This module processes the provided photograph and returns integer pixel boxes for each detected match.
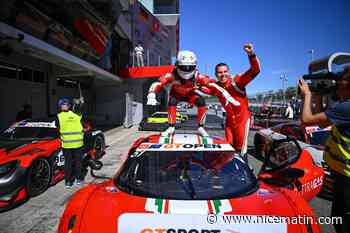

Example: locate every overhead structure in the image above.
[308,52,350,74]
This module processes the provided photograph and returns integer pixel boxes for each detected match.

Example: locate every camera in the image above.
[298,72,339,95]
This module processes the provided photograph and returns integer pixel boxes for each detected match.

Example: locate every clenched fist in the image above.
[243,43,254,55]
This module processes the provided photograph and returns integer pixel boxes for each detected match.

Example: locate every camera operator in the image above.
[298,68,350,233]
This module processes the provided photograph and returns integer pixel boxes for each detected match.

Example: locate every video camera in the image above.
[299,72,340,94]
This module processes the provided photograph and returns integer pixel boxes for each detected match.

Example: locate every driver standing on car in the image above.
[298,68,350,233]
[200,43,260,154]
[56,98,85,188]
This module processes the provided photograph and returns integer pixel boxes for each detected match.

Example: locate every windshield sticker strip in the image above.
[17,121,56,128]
[136,143,234,151]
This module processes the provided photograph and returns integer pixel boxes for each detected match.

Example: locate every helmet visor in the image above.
[177,65,196,72]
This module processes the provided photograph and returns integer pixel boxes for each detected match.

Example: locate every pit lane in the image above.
[0,112,335,233]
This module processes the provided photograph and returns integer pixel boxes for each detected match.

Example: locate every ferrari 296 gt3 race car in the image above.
[58,133,324,233]
[0,118,105,212]
[253,121,333,199]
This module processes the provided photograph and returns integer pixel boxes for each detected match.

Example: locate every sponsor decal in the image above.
[55,150,65,167]
[257,189,272,196]
[118,214,287,232]
[301,176,323,193]
[137,143,234,152]
[105,186,118,193]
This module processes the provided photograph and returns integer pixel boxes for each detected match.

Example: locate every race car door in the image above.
[258,138,325,202]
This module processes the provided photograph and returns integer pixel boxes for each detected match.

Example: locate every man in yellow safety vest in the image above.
[57,98,84,188]
[299,68,350,233]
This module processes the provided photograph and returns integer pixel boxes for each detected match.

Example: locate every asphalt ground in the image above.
[0,112,335,233]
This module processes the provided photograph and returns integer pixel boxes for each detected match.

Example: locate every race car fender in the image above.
[58,184,99,233]
[278,188,322,233]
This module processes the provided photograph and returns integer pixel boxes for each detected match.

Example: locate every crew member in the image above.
[201,43,260,153]
[298,68,350,233]
[147,50,210,136]
[57,98,85,188]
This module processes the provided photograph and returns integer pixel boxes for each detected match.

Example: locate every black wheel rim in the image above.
[30,159,50,193]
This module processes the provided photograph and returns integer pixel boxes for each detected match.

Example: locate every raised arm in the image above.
[234,43,261,89]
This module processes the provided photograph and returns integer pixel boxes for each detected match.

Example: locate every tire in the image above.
[93,135,105,159]
[26,158,51,197]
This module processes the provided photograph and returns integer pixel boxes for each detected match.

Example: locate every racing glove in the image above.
[146,92,158,105]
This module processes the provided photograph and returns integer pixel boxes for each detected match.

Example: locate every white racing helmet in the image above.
[176,50,197,80]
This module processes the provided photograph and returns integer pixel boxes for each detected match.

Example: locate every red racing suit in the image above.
[203,54,260,152]
[149,69,210,126]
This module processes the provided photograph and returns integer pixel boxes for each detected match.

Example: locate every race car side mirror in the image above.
[261,138,301,173]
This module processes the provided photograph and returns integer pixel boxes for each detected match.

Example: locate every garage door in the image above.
[0,63,47,131]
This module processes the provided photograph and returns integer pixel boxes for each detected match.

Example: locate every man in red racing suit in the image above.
[147,50,210,136]
[201,44,260,153]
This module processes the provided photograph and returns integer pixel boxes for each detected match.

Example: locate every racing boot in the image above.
[197,126,209,137]
[161,126,175,136]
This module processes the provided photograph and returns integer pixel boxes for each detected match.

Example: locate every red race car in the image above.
[254,121,333,200]
[0,118,105,212]
[59,133,324,233]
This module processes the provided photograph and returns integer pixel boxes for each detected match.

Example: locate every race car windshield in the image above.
[1,127,58,140]
[115,151,258,200]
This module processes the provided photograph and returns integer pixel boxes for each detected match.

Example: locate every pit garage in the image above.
[0,22,128,131]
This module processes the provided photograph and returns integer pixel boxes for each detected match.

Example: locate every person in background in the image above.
[298,68,350,233]
[16,104,32,122]
[56,98,85,188]
[134,43,144,67]
[285,102,294,119]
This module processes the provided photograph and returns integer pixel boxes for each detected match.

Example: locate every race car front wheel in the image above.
[26,158,52,197]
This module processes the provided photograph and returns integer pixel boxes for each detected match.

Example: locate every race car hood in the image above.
[0,139,52,161]
[0,139,34,154]
[75,181,308,233]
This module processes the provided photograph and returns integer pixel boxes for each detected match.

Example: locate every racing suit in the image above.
[148,69,210,127]
[202,54,260,152]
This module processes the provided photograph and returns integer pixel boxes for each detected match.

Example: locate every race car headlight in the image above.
[0,160,18,176]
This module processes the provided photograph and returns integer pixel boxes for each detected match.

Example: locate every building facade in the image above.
[0,0,179,130]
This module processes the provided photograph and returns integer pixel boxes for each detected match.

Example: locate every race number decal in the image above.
[56,150,65,167]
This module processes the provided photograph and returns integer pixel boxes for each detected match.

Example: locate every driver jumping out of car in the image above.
[147,50,211,137]
[200,43,260,154]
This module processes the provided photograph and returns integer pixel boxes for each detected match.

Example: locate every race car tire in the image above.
[26,158,52,197]
[93,135,105,159]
